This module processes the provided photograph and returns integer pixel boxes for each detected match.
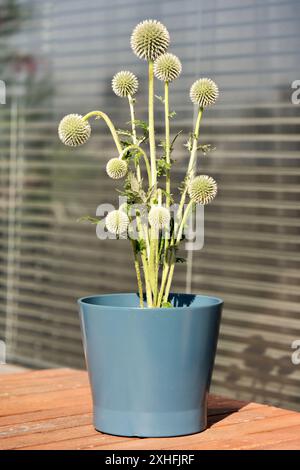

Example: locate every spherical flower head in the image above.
[58,114,91,147]
[112,71,138,97]
[154,53,182,82]
[188,175,218,205]
[105,210,129,235]
[131,19,170,61]
[190,78,219,107]
[148,206,171,230]
[106,158,128,179]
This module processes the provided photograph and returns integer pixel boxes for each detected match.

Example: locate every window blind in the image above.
[0,0,300,411]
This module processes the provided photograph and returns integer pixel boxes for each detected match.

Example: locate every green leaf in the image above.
[184,132,194,151]
[170,130,183,150]
[129,119,149,134]
[77,216,102,225]
[157,157,172,177]
[118,171,146,204]
[162,301,173,308]
[128,171,140,193]
[117,128,132,138]
[134,239,146,253]
[120,139,133,148]
[155,95,165,104]
[197,143,216,155]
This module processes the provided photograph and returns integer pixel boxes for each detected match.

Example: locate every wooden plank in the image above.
[0,368,75,384]
[0,404,92,427]
[0,388,91,417]
[1,369,300,450]
[0,372,89,397]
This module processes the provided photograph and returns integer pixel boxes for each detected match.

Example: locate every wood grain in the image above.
[0,369,299,450]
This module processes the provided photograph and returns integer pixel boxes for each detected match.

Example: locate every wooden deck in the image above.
[0,368,300,450]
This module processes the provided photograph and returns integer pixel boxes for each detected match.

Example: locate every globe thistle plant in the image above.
[58,20,220,308]
[106,158,128,179]
[154,53,181,82]
[130,19,170,61]
[190,78,219,108]
[58,114,91,147]
[112,71,138,97]
[105,210,129,235]
[188,175,218,205]
[148,206,171,230]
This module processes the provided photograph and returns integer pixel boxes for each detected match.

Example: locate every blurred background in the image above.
[0,0,300,411]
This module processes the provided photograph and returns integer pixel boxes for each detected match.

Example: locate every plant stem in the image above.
[175,200,194,244]
[163,248,175,303]
[187,107,203,176]
[157,253,170,306]
[162,109,203,303]
[174,107,203,236]
[147,60,159,306]
[82,110,122,154]
[141,253,153,307]
[119,144,151,187]
[164,81,171,207]
[148,61,157,190]
[157,82,172,307]
[131,240,144,308]
[128,95,142,182]
[135,215,152,306]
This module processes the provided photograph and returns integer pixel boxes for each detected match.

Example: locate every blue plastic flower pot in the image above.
[78,293,223,437]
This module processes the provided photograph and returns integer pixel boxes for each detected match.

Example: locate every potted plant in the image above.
[58,19,223,437]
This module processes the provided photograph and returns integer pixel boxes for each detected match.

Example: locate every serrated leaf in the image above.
[128,171,140,193]
[77,216,102,225]
[155,95,165,104]
[170,130,183,150]
[129,119,149,133]
[197,143,216,155]
[117,128,132,137]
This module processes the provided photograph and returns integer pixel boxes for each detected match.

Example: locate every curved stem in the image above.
[128,95,141,182]
[148,61,157,190]
[119,144,151,186]
[83,110,122,154]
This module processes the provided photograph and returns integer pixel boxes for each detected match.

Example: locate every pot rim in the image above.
[78,292,223,310]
